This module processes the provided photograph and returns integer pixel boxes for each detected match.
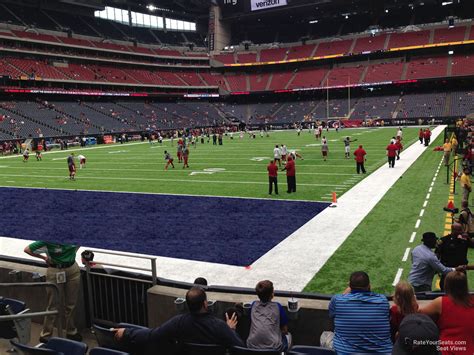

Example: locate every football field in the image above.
[0,127,420,200]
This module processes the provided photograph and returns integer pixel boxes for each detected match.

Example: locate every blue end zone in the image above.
[1,188,330,266]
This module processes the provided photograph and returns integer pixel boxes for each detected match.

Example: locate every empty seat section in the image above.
[214,54,235,64]
[289,68,327,89]
[327,66,364,86]
[259,48,287,62]
[314,39,352,56]
[237,53,257,64]
[352,34,387,53]
[249,73,271,91]
[433,26,466,43]
[388,30,430,48]
[351,95,399,119]
[225,74,247,91]
[268,71,293,90]
[363,61,405,83]
[405,56,448,79]
[397,93,446,118]
[286,44,316,60]
[451,55,474,77]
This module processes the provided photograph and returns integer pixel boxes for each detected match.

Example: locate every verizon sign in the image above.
[250,0,287,11]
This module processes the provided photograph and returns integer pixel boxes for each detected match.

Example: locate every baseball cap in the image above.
[392,314,440,355]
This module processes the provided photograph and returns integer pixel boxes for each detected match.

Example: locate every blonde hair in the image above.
[393,281,418,316]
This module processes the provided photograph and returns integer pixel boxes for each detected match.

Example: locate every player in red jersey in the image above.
[386,141,398,168]
[353,145,367,174]
[395,137,403,160]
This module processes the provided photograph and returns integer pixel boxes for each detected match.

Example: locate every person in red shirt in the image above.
[423,128,431,147]
[353,145,367,174]
[386,141,398,168]
[282,156,296,193]
[418,128,424,144]
[395,137,403,160]
[267,160,278,195]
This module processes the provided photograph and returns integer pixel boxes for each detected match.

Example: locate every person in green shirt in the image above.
[24,241,82,343]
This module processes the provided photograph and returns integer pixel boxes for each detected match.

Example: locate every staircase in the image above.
[444,93,452,117]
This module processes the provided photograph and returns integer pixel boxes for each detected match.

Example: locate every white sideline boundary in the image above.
[0,126,445,291]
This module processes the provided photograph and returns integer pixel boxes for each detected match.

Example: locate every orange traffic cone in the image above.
[330,192,337,208]
[446,200,455,210]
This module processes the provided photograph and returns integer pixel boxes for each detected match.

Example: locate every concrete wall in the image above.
[147,285,333,346]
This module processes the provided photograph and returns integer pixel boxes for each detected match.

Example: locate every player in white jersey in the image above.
[77,154,86,169]
[273,145,282,167]
[280,144,288,161]
[397,127,403,141]
[289,150,304,160]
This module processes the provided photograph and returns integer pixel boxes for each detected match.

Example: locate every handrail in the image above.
[85,248,157,285]
[0,282,63,337]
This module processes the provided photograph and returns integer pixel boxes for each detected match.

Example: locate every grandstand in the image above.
[1,0,474,354]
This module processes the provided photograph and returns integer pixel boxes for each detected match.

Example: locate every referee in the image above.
[24,241,82,343]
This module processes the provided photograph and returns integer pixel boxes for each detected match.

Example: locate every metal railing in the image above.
[84,249,157,326]
[0,282,63,337]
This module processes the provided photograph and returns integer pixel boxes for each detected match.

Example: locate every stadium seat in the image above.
[10,340,62,354]
[230,346,283,354]
[89,348,130,355]
[43,337,87,355]
[288,345,336,354]
[179,342,227,355]
[0,297,31,344]
[92,324,124,351]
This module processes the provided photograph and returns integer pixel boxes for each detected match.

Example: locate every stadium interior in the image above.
[1,0,474,354]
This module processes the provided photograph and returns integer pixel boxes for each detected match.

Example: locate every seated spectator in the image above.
[246,280,291,352]
[392,314,440,355]
[328,271,392,354]
[420,271,474,355]
[407,232,458,292]
[193,277,208,286]
[390,281,419,342]
[114,287,244,355]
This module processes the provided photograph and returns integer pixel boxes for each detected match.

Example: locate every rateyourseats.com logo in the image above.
[409,339,467,353]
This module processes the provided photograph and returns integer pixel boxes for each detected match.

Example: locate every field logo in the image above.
[250,157,270,162]
[190,168,226,176]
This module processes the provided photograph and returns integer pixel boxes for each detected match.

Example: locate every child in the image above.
[164,151,175,170]
[390,281,418,342]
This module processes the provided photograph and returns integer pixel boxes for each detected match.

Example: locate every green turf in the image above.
[304,133,474,294]
[0,127,420,201]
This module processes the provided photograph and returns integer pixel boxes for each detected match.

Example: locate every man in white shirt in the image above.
[280,145,288,162]
[77,154,86,169]
[273,145,282,167]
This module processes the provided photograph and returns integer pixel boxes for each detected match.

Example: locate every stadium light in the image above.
[442,1,453,5]
[309,19,318,24]
[147,4,157,11]
[385,9,389,13]
[448,50,454,55]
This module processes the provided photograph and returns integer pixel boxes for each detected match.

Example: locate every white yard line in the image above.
[392,268,404,286]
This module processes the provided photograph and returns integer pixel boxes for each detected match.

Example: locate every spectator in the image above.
[390,281,419,342]
[443,138,452,166]
[407,232,458,292]
[353,145,367,174]
[391,314,440,355]
[436,223,474,290]
[114,287,243,354]
[327,271,392,354]
[456,200,474,237]
[193,277,208,286]
[24,241,82,343]
[420,271,474,355]
[282,156,296,193]
[247,280,291,352]
[460,167,472,205]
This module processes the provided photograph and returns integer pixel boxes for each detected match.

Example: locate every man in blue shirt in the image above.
[407,232,459,292]
[328,271,392,354]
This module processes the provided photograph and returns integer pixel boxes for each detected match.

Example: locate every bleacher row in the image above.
[1,54,474,92]
[0,92,472,139]
[0,30,207,59]
[0,3,206,48]
[214,25,474,65]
